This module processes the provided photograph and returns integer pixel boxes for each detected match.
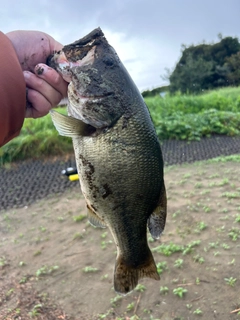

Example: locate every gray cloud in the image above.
[1,0,240,90]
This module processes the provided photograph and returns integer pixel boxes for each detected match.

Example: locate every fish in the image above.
[47,27,167,294]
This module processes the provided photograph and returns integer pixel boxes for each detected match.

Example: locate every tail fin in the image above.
[114,252,160,295]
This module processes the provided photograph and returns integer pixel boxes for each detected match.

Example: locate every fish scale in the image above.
[48,27,167,294]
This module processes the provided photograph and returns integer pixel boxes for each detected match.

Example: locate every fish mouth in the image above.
[52,46,96,83]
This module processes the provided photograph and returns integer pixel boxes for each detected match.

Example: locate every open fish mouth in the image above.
[51,46,96,83]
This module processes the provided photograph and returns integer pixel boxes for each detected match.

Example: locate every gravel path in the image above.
[0,135,240,211]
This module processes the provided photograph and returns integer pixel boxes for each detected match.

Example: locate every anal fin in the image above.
[148,182,167,239]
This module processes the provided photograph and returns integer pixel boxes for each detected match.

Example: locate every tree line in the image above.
[142,35,240,97]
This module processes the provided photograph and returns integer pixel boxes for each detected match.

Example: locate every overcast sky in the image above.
[1,0,240,91]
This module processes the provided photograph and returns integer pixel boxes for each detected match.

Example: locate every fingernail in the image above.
[23,71,31,79]
[35,64,45,75]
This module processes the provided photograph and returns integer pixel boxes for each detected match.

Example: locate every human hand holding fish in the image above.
[6,30,68,118]
[48,28,167,295]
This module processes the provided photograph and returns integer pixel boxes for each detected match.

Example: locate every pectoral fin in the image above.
[148,183,167,239]
[50,110,92,137]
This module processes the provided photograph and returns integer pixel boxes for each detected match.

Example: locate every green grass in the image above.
[0,107,72,164]
[1,87,240,164]
[146,86,240,141]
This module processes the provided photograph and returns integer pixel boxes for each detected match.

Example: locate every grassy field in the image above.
[1,86,240,164]
[1,155,240,319]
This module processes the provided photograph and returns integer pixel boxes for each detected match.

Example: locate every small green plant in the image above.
[73,214,86,222]
[36,265,59,277]
[126,302,135,312]
[19,276,28,284]
[203,206,211,213]
[182,240,201,255]
[110,295,122,307]
[174,258,184,268]
[33,250,42,256]
[101,232,108,238]
[222,192,240,199]
[193,254,205,264]
[153,243,183,256]
[193,308,203,315]
[28,304,42,317]
[224,277,237,287]
[135,284,146,292]
[173,287,188,298]
[82,266,98,273]
[197,221,207,231]
[196,277,200,285]
[160,286,169,295]
[0,256,7,267]
[73,232,84,240]
[228,228,240,241]
[235,214,240,223]
[6,288,14,297]
[156,261,168,274]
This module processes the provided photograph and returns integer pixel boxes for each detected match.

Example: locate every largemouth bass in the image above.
[48,28,167,294]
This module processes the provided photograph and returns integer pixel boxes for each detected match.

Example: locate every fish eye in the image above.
[103,56,114,66]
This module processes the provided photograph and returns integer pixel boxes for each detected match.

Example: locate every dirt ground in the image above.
[0,158,240,320]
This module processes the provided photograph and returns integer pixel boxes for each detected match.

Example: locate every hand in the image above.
[6,31,68,118]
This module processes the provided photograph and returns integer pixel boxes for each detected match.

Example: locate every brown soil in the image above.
[0,159,240,320]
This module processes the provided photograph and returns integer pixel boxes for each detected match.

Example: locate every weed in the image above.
[36,265,59,277]
[73,232,84,240]
[235,214,240,223]
[101,232,108,239]
[0,256,7,267]
[135,284,146,292]
[228,259,235,265]
[19,276,28,284]
[208,241,219,249]
[156,261,168,274]
[33,250,42,256]
[174,258,184,268]
[222,243,230,249]
[203,206,211,213]
[160,286,169,295]
[224,277,237,287]
[182,240,201,255]
[222,192,240,199]
[153,243,183,256]
[193,308,203,315]
[28,304,42,317]
[110,295,122,307]
[82,266,98,273]
[193,254,205,264]
[101,274,108,280]
[228,228,240,241]
[173,287,188,298]
[73,214,86,222]
[6,288,14,297]
[126,302,135,312]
